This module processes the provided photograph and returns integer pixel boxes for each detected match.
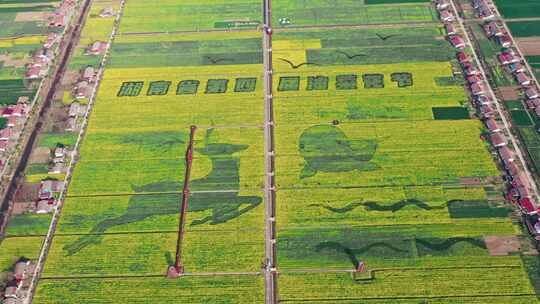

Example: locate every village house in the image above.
[506,161,519,177]
[436,0,450,10]
[66,117,76,132]
[470,82,486,95]
[496,34,512,48]
[44,33,60,49]
[87,41,108,55]
[472,0,488,9]
[81,66,96,82]
[69,102,80,118]
[535,106,540,118]
[445,23,457,35]
[439,10,454,23]
[498,146,514,164]
[480,104,495,117]
[508,62,524,74]
[0,128,12,141]
[490,133,507,147]
[498,51,520,65]
[483,21,503,37]
[526,88,539,99]
[466,74,483,84]
[99,6,115,18]
[14,260,30,282]
[36,199,55,214]
[456,51,470,65]
[6,116,16,128]
[0,140,8,152]
[515,72,531,86]
[475,95,492,106]
[39,179,63,200]
[463,63,480,76]
[74,81,91,99]
[4,284,17,298]
[485,118,501,133]
[25,65,47,79]
[1,107,13,118]
[449,35,465,49]
[527,98,540,109]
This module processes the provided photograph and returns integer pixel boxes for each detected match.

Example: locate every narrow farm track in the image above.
[448,0,540,205]
[263,0,278,303]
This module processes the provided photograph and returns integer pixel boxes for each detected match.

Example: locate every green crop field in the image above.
[17,0,540,302]
[508,21,540,37]
[495,0,540,19]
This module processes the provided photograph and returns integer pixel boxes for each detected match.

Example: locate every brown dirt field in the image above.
[28,147,50,164]
[516,37,540,56]
[499,86,521,101]
[0,54,28,68]
[14,12,48,22]
[484,236,521,256]
[11,202,34,215]
[460,177,482,186]
[13,183,39,204]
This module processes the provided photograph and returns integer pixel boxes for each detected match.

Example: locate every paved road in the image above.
[262,0,278,303]
[448,0,540,205]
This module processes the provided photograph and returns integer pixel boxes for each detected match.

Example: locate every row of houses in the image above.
[0,98,29,154]
[2,260,33,303]
[436,2,467,49]
[469,0,540,239]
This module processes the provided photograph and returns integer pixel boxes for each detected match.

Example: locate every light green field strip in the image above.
[278,269,537,303]
[41,229,263,277]
[272,1,436,27]
[55,190,264,234]
[34,275,264,303]
[79,0,123,43]
[119,0,262,33]
[277,186,504,228]
[274,119,498,189]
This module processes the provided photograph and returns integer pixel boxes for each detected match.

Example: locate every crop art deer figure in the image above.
[64,128,262,255]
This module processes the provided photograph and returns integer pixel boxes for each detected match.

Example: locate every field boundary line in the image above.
[279,293,538,302]
[39,271,261,280]
[25,0,128,302]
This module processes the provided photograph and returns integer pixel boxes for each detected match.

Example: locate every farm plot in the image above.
[494,0,540,19]
[34,275,264,304]
[508,21,540,37]
[0,0,57,38]
[271,26,537,300]
[37,30,266,294]
[119,0,261,33]
[272,0,436,27]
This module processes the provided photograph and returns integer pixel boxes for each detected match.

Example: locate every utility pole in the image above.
[168,125,197,278]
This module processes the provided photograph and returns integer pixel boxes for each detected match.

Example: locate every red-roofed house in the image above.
[44,33,60,49]
[471,82,486,95]
[519,198,536,213]
[467,74,483,84]
[436,0,450,10]
[440,10,454,22]
[1,107,13,118]
[464,64,480,76]
[508,62,524,74]
[480,105,495,117]
[491,133,506,147]
[496,34,512,48]
[483,21,503,37]
[526,88,539,99]
[527,98,540,109]
[515,72,531,86]
[498,51,520,65]
[12,103,27,117]
[6,116,17,128]
[445,23,457,35]
[485,118,501,133]
[0,128,12,140]
[449,35,466,49]
[456,51,470,65]
[0,140,8,152]
[475,95,492,105]
[498,146,514,163]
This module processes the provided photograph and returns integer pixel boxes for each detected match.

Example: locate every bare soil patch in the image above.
[460,177,482,186]
[499,86,521,101]
[0,54,28,68]
[484,236,521,256]
[13,183,39,204]
[14,12,48,22]
[516,37,540,56]
[28,147,50,164]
